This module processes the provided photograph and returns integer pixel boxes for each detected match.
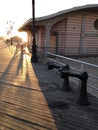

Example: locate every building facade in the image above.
[19,4,98,57]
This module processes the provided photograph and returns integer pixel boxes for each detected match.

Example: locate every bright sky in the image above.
[0,0,98,40]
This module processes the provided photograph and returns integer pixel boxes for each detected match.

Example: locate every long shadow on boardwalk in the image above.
[0,45,98,129]
[0,50,57,129]
[32,63,98,130]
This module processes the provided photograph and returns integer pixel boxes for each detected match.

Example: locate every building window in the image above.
[94,19,98,30]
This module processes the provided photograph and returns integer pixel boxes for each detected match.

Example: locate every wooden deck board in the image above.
[0,43,57,130]
[0,42,98,130]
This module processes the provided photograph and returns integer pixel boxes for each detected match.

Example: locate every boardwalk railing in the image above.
[46,52,98,97]
[37,46,98,57]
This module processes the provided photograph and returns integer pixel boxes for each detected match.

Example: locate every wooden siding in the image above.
[50,15,82,55]
[37,29,42,47]
[50,14,98,56]
[51,19,67,48]
[41,28,45,47]
[58,15,82,55]
[50,35,56,53]
[83,14,98,55]
[65,15,82,47]
[36,12,98,56]
[84,14,98,33]
[83,36,98,55]
[37,27,45,48]
[84,37,98,47]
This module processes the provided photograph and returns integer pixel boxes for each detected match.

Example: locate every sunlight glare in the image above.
[15,31,28,42]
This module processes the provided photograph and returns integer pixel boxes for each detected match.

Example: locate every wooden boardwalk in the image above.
[0,42,98,130]
[0,43,57,130]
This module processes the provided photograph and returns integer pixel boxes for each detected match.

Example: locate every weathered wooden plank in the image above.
[0,114,51,130]
[0,42,98,130]
[0,99,55,123]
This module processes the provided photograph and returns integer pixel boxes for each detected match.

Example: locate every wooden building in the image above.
[18,4,98,57]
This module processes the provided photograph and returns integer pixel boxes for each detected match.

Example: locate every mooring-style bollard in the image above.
[77,71,90,106]
[59,64,71,91]
[46,61,90,106]
[46,61,54,69]
[46,61,60,69]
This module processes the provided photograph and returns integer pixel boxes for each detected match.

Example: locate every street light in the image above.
[6,21,14,45]
[31,0,38,63]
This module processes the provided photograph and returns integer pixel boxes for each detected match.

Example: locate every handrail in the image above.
[47,52,98,68]
[46,52,98,95]
[47,57,81,72]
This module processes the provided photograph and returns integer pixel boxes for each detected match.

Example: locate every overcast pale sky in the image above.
[0,0,98,36]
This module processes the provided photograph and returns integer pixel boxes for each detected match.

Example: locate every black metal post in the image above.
[60,65,71,91]
[6,21,14,45]
[77,71,90,106]
[31,0,38,63]
[10,37,13,45]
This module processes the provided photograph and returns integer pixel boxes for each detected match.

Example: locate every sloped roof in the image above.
[36,4,98,21]
[18,4,98,31]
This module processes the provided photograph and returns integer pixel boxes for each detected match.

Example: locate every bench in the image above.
[46,61,90,106]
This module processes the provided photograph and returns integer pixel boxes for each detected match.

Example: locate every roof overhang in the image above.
[18,4,98,32]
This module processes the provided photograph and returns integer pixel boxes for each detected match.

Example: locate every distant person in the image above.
[15,42,21,53]
[6,39,10,44]
[21,42,27,53]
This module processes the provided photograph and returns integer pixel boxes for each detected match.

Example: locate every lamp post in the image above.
[6,21,14,45]
[31,0,38,63]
